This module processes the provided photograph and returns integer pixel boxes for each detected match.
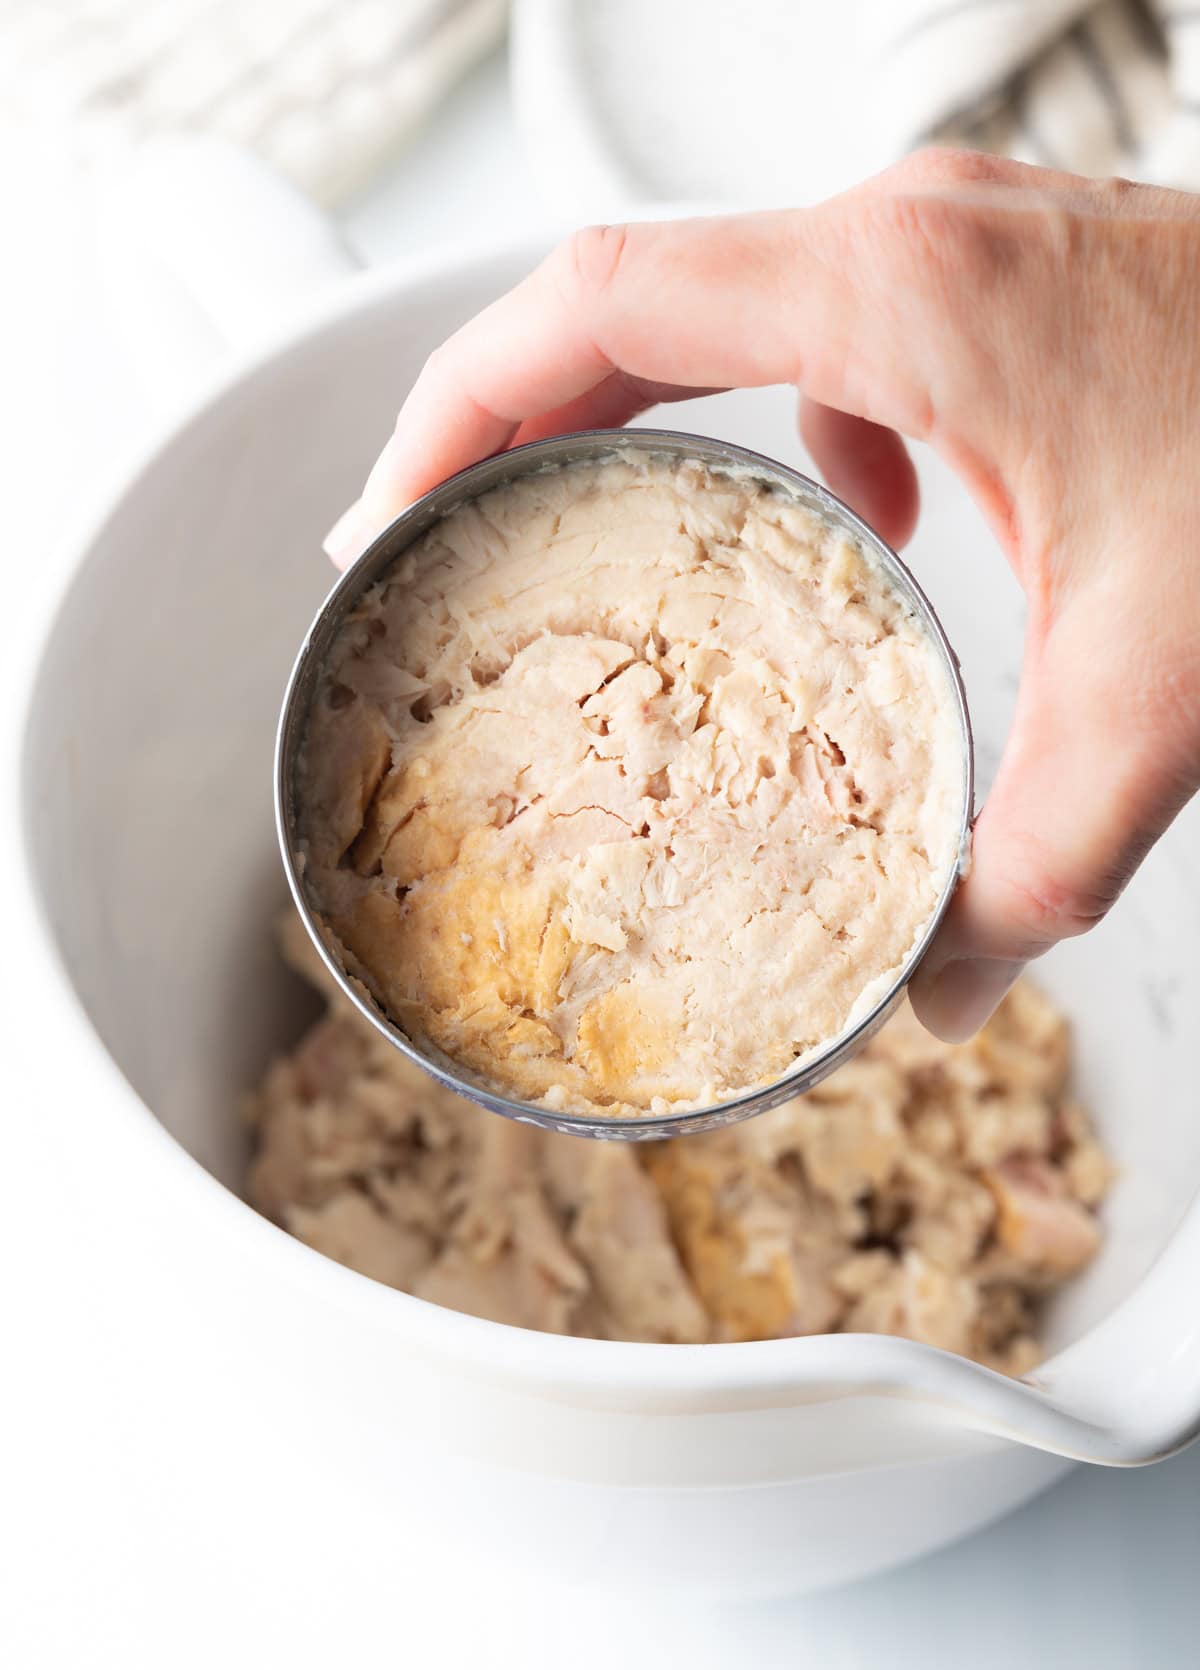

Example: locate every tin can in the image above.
[276,429,974,1139]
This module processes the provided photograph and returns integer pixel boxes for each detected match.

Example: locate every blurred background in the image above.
[7,0,1200,556]
[7,0,1200,586]
[5,4,1200,1667]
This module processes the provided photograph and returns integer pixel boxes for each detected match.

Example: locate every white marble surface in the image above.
[4,46,1199,1670]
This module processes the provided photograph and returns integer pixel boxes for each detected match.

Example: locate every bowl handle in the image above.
[95,136,361,400]
[1026,1187,1200,1464]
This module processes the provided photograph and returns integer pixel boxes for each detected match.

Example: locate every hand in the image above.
[323,150,1200,1042]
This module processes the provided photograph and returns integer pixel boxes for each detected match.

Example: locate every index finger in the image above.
[323,201,935,562]
[327,146,1054,563]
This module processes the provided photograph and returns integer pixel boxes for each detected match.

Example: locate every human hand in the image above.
[322,150,1200,1042]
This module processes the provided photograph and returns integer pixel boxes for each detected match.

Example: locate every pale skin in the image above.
[323,150,1200,1044]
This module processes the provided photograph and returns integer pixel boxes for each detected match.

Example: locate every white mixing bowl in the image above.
[17,148,1200,1599]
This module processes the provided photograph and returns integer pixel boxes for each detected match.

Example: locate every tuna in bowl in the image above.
[249,906,1112,1369]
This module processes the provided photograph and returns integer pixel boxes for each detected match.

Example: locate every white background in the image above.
[4,45,1199,1670]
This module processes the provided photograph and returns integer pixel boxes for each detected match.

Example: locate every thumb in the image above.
[910,584,1198,1042]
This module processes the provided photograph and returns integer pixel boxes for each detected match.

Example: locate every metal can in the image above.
[276,429,974,1139]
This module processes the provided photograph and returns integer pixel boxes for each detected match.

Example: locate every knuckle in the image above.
[876,187,1022,306]
[996,858,1119,952]
[886,189,981,262]
[869,148,1034,298]
[417,340,454,388]
[1091,171,1140,208]
[888,145,1015,193]
[560,221,633,301]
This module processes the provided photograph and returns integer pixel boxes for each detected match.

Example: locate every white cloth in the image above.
[864,0,1200,188]
[0,0,508,205]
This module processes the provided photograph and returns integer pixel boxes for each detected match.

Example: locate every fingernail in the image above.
[913,956,1025,1044]
[322,499,378,568]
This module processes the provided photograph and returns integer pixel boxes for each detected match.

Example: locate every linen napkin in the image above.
[863,0,1200,187]
[0,0,508,204]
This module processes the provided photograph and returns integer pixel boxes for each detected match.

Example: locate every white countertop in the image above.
[4,46,1198,1670]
